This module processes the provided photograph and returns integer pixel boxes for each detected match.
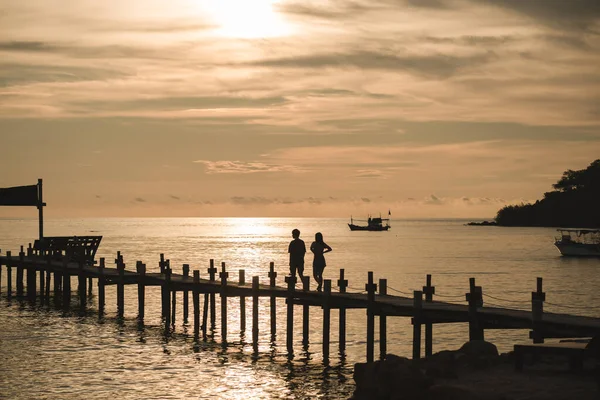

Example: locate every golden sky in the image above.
[1,0,599,218]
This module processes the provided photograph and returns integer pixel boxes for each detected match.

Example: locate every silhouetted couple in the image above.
[288,228,332,292]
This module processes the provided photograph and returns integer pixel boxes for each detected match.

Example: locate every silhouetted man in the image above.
[288,228,306,280]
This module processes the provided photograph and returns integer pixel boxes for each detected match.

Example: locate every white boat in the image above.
[554,229,600,257]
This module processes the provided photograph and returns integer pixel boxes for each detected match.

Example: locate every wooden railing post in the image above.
[268,262,277,340]
[285,275,296,355]
[98,258,105,315]
[531,277,545,344]
[239,269,246,333]
[423,274,435,357]
[183,264,190,324]
[117,259,125,318]
[466,277,484,341]
[302,275,310,346]
[412,290,423,361]
[220,262,229,342]
[252,276,259,348]
[17,248,24,297]
[6,251,12,298]
[338,269,348,356]
[208,259,217,330]
[365,271,377,363]
[379,278,387,360]
[323,279,332,363]
[193,270,200,338]
[137,262,146,321]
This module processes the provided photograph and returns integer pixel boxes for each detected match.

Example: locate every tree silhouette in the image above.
[495,159,600,228]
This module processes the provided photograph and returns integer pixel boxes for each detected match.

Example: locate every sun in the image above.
[199,0,292,38]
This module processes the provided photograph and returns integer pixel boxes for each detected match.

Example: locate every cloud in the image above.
[194,160,300,174]
[0,63,130,87]
[248,50,496,79]
[169,195,180,200]
[134,197,146,203]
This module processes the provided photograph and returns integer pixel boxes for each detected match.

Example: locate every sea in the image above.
[1,217,599,399]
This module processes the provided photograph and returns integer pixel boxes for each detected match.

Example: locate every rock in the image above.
[422,350,459,379]
[457,340,499,368]
[353,355,433,400]
[423,384,484,400]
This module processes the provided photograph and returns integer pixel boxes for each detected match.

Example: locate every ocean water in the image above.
[1,218,599,399]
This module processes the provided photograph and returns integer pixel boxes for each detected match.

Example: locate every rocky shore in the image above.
[351,340,599,400]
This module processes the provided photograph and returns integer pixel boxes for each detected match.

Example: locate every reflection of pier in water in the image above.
[1,248,599,363]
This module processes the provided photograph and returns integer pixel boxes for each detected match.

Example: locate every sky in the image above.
[1,0,599,218]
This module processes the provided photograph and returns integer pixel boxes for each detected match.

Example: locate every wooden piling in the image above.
[88,276,93,296]
[137,262,146,320]
[171,288,176,326]
[379,278,387,360]
[208,259,217,329]
[26,251,36,301]
[323,279,332,362]
[98,258,105,315]
[17,250,24,297]
[302,276,310,346]
[252,276,259,347]
[338,269,348,355]
[44,260,51,303]
[117,259,125,317]
[193,270,200,337]
[62,259,71,308]
[39,263,45,301]
[268,262,277,340]
[220,262,229,342]
[423,274,435,357]
[183,264,190,323]
[412,290,423,361]
[78,261,86,309]
[239,269,246,332]
[531,277,545,344]
[6,251,12,298]
[285,275,295,355]
[365,271,377,363]
[466,277,484,341]
[163,267,171,329]
[159,253,165,273]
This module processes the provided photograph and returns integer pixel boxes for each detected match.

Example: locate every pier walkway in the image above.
[1,248,599,363]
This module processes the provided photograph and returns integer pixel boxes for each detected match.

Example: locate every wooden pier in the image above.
[1,247,599,363]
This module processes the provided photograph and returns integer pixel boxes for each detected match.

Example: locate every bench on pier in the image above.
[514,336,600,371]
[33,236,102,265]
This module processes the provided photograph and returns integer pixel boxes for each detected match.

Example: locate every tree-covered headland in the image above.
[495,159,600,227]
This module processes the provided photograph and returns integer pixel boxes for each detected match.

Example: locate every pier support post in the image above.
[53,257,62,298]
[117,258,125,318]
[17,249,24,297]
[171,287,176,326]
[379,278,387,360]
[26,251,36,301]
[252,276,259,348]
[466,278,484,341]
[239,269,246,333]
[208,259,217,330]
[183,264,190,324]
[220,262,229,342]
[531,277,545,344]
[285,275,296,355]
[62,259,71,308]
[88,276,93,297]
[412,290,423,361]
[162,267,172,329]
[6,251,12,298]
[78,261,86,309]
[365,271,377,363]
[137,262,146,321]
[98,258,105,315]
[323,279,332,363]
[193,270,200,338]
[159,253,166,273]
[338,269,348,356]
[302,276,310,346]
[44,257,51,303]
[423,274,435,357]
[269,262,277,340]
[39,261,45,302]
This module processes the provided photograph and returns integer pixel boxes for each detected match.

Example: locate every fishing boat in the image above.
[348,215,391,231]
[554,229,600,257]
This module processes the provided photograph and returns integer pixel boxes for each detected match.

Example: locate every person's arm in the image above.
[324,242,332,253]
[310,242,316,254]
[288,241,292,253]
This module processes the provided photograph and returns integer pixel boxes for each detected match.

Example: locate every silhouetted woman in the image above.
[310,232,332,292]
